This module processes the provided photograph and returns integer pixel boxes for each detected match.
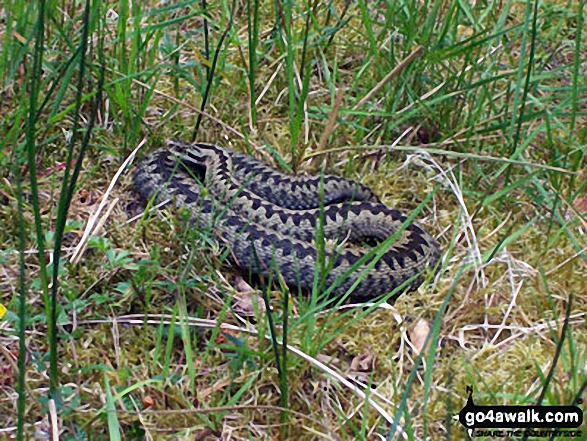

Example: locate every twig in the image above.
[316,87,345,168]
[353,46,424,110]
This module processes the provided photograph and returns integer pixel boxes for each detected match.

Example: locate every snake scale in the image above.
[134,139,441,302]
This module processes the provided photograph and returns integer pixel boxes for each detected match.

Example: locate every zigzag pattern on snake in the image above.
[133,139,441,302]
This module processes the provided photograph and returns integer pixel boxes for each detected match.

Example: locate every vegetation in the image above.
[0,0,585,439]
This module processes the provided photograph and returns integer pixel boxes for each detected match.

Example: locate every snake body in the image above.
[134,139,441,302]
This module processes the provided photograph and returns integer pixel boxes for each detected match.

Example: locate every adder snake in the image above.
[134,139,441,302]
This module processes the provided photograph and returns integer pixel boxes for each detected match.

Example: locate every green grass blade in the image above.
[103,371,122,441]
[13,122,29,441]
[191,3,234,142]
[24,0,54,399]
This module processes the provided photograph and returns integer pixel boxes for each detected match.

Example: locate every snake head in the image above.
[167,138,225,168]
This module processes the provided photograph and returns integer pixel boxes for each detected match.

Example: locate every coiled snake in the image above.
[134,139,441,302]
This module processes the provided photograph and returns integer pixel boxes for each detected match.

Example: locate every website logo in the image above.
[455,386,583,438]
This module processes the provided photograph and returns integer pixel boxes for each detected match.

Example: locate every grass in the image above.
[0,0,586,439]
